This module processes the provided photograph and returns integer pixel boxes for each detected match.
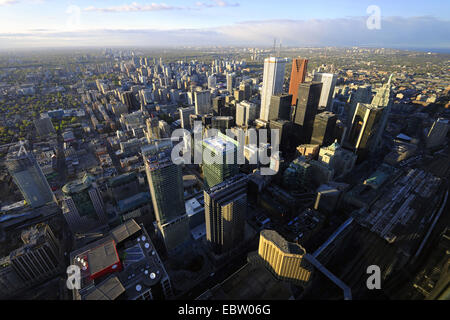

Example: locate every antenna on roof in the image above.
[277,40,282,57]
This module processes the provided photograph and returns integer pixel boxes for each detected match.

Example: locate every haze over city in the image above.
[0,0,449,49]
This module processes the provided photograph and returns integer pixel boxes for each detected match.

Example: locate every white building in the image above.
[194,90,212,115]
[236,101,257,127]
[313,73,337,110]
[260,57,287,121]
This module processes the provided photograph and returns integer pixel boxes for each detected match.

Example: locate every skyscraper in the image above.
[236,101,257,127]
[179,106,195,130]
[212,96,225,116]
[142,141,190,252]
[371,74,394,150]
[346,103,384,159]
[268,94,292,121]
[311,111,337,146]
[292,82,323,144]
[61,174,107,233]
[226,73,235,93]
[347,85,372,128]
[269,119,294,156]
[312,73,337,110]
[239,81,252,100]
[288,58,308,106]
[6,143,55,208]
[194,90,212,115]
[208,74,217,89]
[204,174,248,254]
[202,135,239,189]
[9,224,62,286]
[260,57,287,121]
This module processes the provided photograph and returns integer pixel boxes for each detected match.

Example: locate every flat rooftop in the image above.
[261,229,306,256]
[203,136,236,154]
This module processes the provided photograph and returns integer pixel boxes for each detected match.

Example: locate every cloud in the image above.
[83,2,183,13]
[0,0,19,6]
[83,0,239,13]
[195,0,239,8]
[0,16,449,50]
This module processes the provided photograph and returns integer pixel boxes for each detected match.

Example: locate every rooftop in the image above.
[117,192,151,214]
[70,219,169,300]
[108,172,137,188]
[260,229,306,256]
[62,174,95,195]
[203,135,236,154]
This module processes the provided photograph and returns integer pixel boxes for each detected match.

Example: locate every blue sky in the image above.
[0,0,449,49]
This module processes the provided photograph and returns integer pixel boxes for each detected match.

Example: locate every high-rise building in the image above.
[208,75,217,89]
[371,74,394,150]
[234,89,245,103]
[269,119,294,156]
[61,174,107,233]
[260,57,287,121]
[311,111,337,146]
[34,117,55,138]
[146,117,162,142]
[347,85,372,128]
[239,81,252,100]
[292,82,323,144]
[202,135,239,189]
[212,96,225,116]
[258,229,313,285]
[268,94,292,121]
[211,116,234,133]
[9,224,61,285]
[179,106,195,130]
[142,141,190,252]
[312,73,337,110]
[236,101,257,127]
[288,58,308,106]
[426,118,449,149]
[121,91,140,111]
[346,103,384,159]
[194,90,212,115]
[5,143,55,208]
[226,73,235,93]
[204,174,248,254]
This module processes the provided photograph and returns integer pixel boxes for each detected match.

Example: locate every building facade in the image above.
[260,57,287,121]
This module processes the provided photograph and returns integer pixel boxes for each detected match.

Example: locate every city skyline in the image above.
[0,0,449,49]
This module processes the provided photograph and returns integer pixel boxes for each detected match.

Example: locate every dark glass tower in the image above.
[142,141,190,252]
[311,111,337,146]
[268,94,292,121]
[292,82,323,144]
[204,174,248,254]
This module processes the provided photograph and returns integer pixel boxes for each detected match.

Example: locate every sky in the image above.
[0,0,449,49]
